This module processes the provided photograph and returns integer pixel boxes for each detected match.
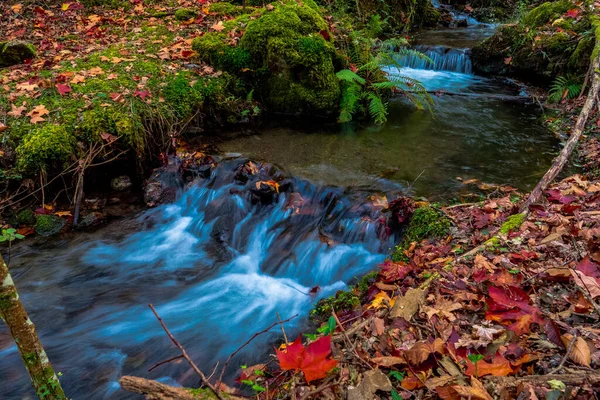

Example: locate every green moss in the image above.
[175,8,197,21]
[355,271,378,294]
[391,206,451,262]
[193,32,251,71]
[522,1,572,28]
[163,73,205,118]
[187,387,219,399]
[34,215,66,237]
[16,125,77,173]
[499,213,525,235]
[17,210,36,226]
[311,290,360,321]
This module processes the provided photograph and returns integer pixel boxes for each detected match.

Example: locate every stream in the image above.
[0,20,562,400]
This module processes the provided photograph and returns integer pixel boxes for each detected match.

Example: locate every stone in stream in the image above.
[0,41,36,67]
[143,158,183,207]
[34,214,65,237]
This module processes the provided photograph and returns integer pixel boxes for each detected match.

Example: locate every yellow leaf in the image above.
[368,291,395,310]
[61,3,70,11]
[11,4,22,13]
[55,211,72,217]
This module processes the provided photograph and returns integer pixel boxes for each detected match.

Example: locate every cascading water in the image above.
[397,45,472,74]
[0,159,397,399]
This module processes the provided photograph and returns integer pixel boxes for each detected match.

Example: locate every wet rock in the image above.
[84,198,107,210]
[111,175,132,191]
[34,215,65,237]
[250,180,280,205]
[0,41,36,67]
[456,18,468,27]
[77,212,102,228]
[144,158,183,207]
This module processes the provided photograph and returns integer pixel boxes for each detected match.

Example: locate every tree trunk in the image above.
[0,254,66,399]
[521,53,600,212]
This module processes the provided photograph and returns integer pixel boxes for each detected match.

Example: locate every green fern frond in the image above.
[338,82,362,123]
[336,69,366,84]
[367,93,388,124]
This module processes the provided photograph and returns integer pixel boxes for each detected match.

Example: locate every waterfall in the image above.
[397,45,472,74]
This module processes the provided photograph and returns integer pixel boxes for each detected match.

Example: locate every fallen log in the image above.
[521,51,600,211]
[486,373,600,390]
[119,376,199,400]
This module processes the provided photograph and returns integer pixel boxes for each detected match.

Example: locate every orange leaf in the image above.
[404,338,445,366]
[451,377,493,400]
[465,353,514,377]
[561,334,591,367]
[8,104,27,117]
[276,336,338,383]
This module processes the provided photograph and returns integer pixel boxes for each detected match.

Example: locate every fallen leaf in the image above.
[451,377,493,400]
[370,356,406,367]
[368,291,395,310]
[55,83,72,96]
[8,104,27,117]
[390,287,426,320]
[211,21,225,32]
[465,353,513,377]
[404,338,445,365]
[570,270,600,298]
[71,74,86,84]
[560,334,590,367]
[276,335,337,383]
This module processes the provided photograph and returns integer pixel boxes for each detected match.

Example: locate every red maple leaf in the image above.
[465,353,514,377]
[134,90,150,100]
[565,8,580,18]
[55,83,72,96]
[485,285,544,335]
[276,335,338,383]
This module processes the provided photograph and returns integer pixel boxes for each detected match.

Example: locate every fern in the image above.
[548,75,582,103]
[339,82,362,123]
[336,69,366,85]
[367,93,388,124]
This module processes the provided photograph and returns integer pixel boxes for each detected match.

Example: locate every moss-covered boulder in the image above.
[17,209,36,226]
[193,1,340,114]
[16,125,77,173]
[35,215,66,237]
[174,8,197,21]
[472,1,594,84]
[0,41,36,68]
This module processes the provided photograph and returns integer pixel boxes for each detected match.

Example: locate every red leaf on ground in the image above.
[565,8,580,18]
[134,90,150,100]
[576,256,600,278]
[379,260,412,282]
[485,285,544,335]
[276,335,338,383]
[56,83,72,96]
[546,189,576,204]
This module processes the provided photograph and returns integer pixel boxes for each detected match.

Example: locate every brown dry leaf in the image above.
[371,317,385,336]
[88,67,105,76]
[71,74,86,84]
[390,287,426,320]
[561,334,591,367]
[474,254,496,272]
[570,270,600,298]
[55,211,72,217]
[404,338,445,365]
[370,356,405,367]
[27,105,50,124]
[423,298,462,321]
[0,123,7,133]
[452,377,493,400]
[425,375,455,391]
[211,21,225,32]
[8,103,27,117]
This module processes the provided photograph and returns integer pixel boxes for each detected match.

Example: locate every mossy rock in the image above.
[522,1,572,28]
[392,206,451,262]
[175,8,197,21]
[35,215,66,237]
[17,209,36,226]
[472,2,593,85]
[0,41,36,68]
[16,124,77,173]
[209,2,250,16]
[193,1,340,114]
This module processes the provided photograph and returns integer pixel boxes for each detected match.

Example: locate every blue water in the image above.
[0,161,394,399]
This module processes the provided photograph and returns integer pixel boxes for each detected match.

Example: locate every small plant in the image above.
[548,75,582,103]
[0,228,25,263]
[467,353,484,378]
[336,36,432,124]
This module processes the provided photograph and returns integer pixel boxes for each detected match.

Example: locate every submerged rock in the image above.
[35,215,65,237]
[144,158,183,207]
[0,41,36,67]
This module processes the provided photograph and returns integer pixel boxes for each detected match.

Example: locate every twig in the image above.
[216,314,299,391]
[331,310,372,370]
[276,312,289,344]
[148,354,184,372]
[299,376,336,400]
[548,331,578,375]
[149,304,225,400]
